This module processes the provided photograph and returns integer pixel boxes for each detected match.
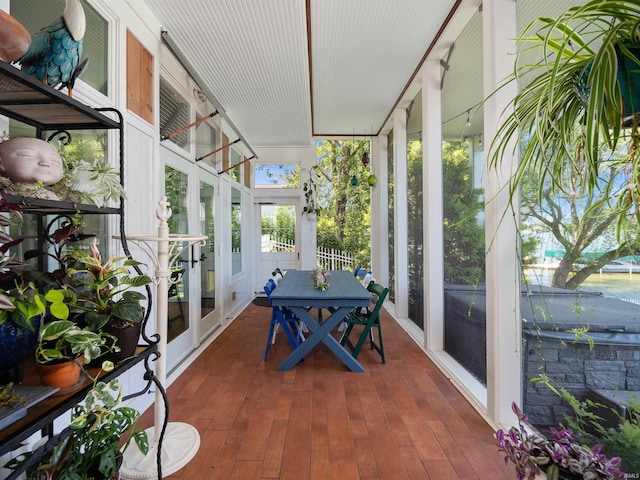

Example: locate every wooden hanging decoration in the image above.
[218,155,255,175]
[196,138,241,162]
[160,111,218,141]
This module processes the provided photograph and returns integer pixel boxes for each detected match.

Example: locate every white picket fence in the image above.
[316,246,355,271]
[261,235,355,270]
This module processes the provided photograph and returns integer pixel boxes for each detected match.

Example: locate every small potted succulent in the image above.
[496,402,625,480]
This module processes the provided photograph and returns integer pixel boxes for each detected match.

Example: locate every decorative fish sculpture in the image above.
[17,0,86,97]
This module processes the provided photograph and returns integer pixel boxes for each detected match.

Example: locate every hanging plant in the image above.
[488,0,640,229]
[302,165,320,215]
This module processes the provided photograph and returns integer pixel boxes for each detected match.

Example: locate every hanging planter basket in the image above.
[616,45,640,125]
[574,43,640,126]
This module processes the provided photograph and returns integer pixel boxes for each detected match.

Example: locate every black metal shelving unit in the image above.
[0,62,161,479]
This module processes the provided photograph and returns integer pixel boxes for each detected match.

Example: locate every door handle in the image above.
[189,246,207,268]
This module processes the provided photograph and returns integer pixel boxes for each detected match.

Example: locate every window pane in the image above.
[230,148,242,184]
[261,205,296,253]
[160,79,189,149]
[195,121,218,168]
[231,187,242,274]
[441,9,486,386]
[200,181,215,314]
[407,91,423,329]
[164,165,190,342]
[387,129,395,302]
[254,164,300,188]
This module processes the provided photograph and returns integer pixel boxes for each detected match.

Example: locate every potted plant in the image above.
[496,403,625,480]
[532,377,640,474]
[489,0,640,225]
[63,240,152,362]
[5,362,149,480]
[33,315,112,390]
[50,156,127,208]
[0,198,47,383]
[23,214,95,289]
[0,281,47,381]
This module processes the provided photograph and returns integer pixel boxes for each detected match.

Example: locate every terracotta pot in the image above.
[36,358,83,389]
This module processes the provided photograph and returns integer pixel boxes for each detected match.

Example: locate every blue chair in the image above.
[263,280,304,361]
[354,266,372,278]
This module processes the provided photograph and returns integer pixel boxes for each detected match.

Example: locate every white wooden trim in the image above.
[483,0,522,427]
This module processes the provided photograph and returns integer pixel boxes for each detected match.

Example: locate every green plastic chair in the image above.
[340,281,388,364]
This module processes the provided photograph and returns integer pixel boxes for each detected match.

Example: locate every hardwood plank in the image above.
[136,303,516,479]
[260,419,288,478]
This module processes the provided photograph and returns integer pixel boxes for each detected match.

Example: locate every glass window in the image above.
[260,205,296,253]
[231,187,242,275]
[160,79,189,149]
[196,121,218,168]
[440,9,486,385]
[407,91,423,329]
[11,0,109,96]
[230,148,242,184]
[199,181,215,315]
[515,0,640,434]
[254,164,301,188]
[387,129,395,302]
[164,165,190,342]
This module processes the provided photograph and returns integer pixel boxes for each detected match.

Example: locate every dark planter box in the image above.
[444,284,640,426]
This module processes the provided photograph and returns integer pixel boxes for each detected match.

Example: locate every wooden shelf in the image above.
[2,194,121,215]
[0,62,121,131]
[0,344,157,457]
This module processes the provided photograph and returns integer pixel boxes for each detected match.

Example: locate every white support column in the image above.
[300,146,318,270]
[393,109,409,319]
[375,134,389,286]
[422,60,445,351]
[483,0,521,427]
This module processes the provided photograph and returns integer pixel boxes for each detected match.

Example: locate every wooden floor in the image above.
[137,302,516,480]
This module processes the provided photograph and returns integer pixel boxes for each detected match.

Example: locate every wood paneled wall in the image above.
[126,30,153,123]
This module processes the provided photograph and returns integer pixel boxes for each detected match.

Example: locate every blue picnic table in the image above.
[269,270,371,372]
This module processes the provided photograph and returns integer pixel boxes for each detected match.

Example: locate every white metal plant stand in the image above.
[119,197,206,479]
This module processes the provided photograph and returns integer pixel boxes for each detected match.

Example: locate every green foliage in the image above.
[519,147,639,290]
[34,319,109,365]
[488,0,640,238]
[0,383,25,408]
[63,240,152,329]
[442,141,485,284]
[302,165,320,215]
[535,376,640,472]
[5,365,148,480]
[314,139,372,268]
[0,281,46,330]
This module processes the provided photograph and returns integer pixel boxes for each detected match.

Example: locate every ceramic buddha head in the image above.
[0,137,64,199]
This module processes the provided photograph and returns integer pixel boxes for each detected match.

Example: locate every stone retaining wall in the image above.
[523,330,640,426]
